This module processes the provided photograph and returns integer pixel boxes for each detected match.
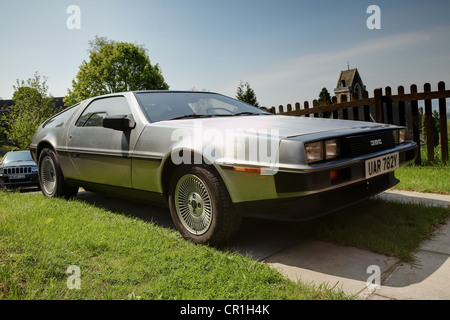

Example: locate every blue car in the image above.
[0,150,39,189]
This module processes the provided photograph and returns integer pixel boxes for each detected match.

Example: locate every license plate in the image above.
[365,152,399,178]
[9,174,25,180]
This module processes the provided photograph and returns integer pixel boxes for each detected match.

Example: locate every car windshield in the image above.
[2,151,34,164]
[135,92,271,122]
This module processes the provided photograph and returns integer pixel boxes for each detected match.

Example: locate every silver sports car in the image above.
[30,91,417,245]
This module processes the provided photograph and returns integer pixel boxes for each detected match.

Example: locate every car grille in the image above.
[3,166,34,175]
[342,130,396,157]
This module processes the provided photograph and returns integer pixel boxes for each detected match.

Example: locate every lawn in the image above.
[393,144,449,195]
[394,165,450,194]
[0,191,350,300]
[1,187,449,300]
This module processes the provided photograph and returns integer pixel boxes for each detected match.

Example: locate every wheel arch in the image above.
[160,149,231,201]
[36,141,56,162]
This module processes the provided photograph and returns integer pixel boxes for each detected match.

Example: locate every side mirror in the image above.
[102,115,136,131]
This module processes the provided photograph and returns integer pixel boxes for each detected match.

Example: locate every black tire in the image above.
[38,148,78,199]
[168,165,241,246]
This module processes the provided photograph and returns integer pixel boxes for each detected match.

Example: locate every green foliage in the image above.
[1,72,56,149]
[64,37,169,106]
[317,88,332,118]
[318,87,331,106]
[236,81,260,107]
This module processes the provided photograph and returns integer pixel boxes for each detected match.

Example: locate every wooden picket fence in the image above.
[269,81,449,166]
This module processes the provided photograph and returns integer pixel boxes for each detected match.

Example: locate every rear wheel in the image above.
[168,165,241,246]
[38,148,78,199]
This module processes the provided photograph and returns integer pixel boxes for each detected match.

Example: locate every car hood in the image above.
[157,115,392,138]
[1,160,37,168]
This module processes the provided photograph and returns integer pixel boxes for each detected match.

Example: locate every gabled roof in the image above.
[336,68,362,88]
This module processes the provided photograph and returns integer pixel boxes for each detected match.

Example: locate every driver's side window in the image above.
[75,96,131,127]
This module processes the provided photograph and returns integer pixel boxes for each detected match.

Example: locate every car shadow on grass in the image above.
[76,189,176,230]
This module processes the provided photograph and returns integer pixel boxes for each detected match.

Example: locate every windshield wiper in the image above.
[233,112,267,116]
[168,114,212,120]
[211,112,266,117]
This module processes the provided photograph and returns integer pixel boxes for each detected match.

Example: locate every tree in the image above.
[236,81,260,107]
[317,87,332,118]
[318,87,332,106]
[2,72,56,149]
[64,37,169,106]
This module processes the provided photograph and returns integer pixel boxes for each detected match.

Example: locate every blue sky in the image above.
[1,0,450,108]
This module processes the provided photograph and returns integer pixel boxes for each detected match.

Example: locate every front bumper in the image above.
[236,172,398,221]
[0,173,39,188]
[224,142,418,221]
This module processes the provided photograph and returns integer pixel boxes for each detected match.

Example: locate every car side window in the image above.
[75,96,131,127]
[43,104,78,128]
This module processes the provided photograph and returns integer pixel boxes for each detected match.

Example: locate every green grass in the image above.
[394,165,450,194]
[296,198,450,262]
[414,143,447,167]
[392,144,450,194]
[0,191,350,300]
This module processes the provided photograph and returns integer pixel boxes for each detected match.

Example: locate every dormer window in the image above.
[340,80,346,88]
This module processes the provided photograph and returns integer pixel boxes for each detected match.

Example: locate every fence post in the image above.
[331,96,338,119]
[410,84,421,166]
[287,103,292,112]
[424,83,434,165]
[363,91,370,122]
[312,100,319,118]
[341,95,348,119]
[351,93,359,120]
[398,86,406,126]
[438,81,448,165]
[295,102,300,111]
[304,101,310,117]
[278,105,284,114]
[374,88,383,123]
[385,86,393,124]
[321,97,331,118]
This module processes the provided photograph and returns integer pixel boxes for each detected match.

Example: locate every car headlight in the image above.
[305,139,341,163]
[325,139,341,160]
[305,141,323,163]
[393,129,407,144]
[31,167,38,173]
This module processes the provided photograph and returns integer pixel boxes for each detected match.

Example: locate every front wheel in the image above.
[168,165,241,246]
[38,148,78,199]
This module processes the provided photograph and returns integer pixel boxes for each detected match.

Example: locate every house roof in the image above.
[336,68,359,88]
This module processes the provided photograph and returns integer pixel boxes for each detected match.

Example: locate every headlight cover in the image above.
[305,139,341,163]
[393,129,407,144]
[325,139,341,160]
[305,141,323,163]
